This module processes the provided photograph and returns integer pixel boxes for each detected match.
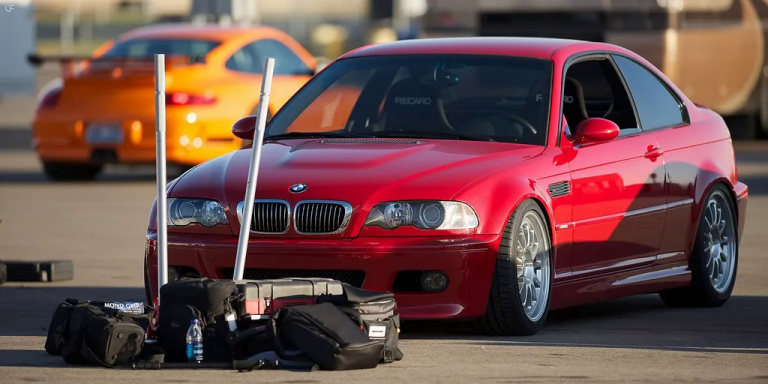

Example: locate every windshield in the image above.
[267,55,552,145]
[100,38,221,60]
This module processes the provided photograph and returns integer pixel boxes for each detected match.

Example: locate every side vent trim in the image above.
[547,181,570,198]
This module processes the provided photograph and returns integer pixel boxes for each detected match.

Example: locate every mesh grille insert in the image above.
[251,201,290,233]
[294,202,347,234]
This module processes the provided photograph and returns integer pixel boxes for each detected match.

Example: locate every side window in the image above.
[252,39,312,75]
[226,39,311,75]
[225,44,260,73]
[563,58,639,134]
[612,55,686,130]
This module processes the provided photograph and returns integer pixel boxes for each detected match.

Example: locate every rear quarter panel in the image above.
[655,107,742,257]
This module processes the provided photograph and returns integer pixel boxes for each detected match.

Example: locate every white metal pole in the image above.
[154,54,169,303]
[233,57,275,281]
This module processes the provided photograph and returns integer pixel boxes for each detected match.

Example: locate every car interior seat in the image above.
[379,78,454,133]
[563,77,589,131]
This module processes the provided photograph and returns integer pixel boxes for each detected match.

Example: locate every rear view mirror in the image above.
[232,115,258,140]
[573,118,620,145]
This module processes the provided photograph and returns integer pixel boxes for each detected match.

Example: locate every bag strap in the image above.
[266,308,287,358]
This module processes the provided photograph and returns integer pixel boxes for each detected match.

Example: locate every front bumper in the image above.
[145,232,501,319]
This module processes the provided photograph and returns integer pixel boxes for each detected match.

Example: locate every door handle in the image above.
[645,146,664,159]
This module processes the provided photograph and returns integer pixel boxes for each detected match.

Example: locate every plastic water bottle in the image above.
[186,319,203,363]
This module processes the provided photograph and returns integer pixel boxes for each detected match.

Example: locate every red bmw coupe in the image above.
[145,38,748,335]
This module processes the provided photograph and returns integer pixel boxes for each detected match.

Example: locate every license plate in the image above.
[86,123,124,144]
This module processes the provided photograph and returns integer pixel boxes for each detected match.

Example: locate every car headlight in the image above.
[168,198,227,227]
[365,201,478,230]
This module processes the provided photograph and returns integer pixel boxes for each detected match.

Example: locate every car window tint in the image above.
[563,59,638,131]
[226,39,311,75]
[225,44,259,73]
[287,70,373,133]
[613,55,685,130]
[267,55,553,146]
[101,38,220,59]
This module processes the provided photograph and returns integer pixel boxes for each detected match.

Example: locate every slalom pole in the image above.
[154,54,169,303]
[233,57,275,281]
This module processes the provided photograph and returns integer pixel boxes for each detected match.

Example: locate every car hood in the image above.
[170,138,543,234]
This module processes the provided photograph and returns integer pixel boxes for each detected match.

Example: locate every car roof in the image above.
[343,37,615,60]
[117,23,280,42]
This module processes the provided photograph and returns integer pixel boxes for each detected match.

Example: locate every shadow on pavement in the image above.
[401,294,768,355]
[0,286,766,369]
[0,171,160,184]
[737,175,768,196]
[0,127,33,152]
[0,286,145,337]
[0,350,70,368]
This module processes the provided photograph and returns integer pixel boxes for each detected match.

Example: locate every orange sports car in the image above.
[30,24,318,181]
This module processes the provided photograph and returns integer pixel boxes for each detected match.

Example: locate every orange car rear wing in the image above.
[27,53,204,78]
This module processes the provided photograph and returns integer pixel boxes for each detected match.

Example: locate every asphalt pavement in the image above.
[0,127,767,383]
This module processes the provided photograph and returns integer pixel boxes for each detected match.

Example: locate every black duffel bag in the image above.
[323,284,403,363]
[156,278,238,362]
[50,303,145,367]
[46,299,150,356]
[268,302,384,371]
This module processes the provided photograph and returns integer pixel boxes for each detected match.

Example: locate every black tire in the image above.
[478,199,553,336]
[659,184,738,307]
[42,162,102,182]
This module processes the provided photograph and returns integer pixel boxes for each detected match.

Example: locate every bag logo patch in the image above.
[368,325,387,338]
[103,302,143,315]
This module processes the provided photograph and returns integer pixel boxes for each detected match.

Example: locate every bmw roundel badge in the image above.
[290,183,308,193]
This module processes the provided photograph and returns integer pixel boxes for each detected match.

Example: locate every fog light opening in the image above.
[192,137,203,148]
[179,135,190,146]
[420,271,448,292]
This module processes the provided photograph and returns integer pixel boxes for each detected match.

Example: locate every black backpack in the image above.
[46,302,145,367]
[156,278,238,362]
[267,302,384,370]
[322,284,403,363]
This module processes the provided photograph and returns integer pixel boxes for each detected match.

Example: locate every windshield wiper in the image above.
[373,130,494,142]
[264,131,376,141]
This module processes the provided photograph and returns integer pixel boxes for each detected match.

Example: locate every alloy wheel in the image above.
[702,190,737,294]
[515,211,551,322]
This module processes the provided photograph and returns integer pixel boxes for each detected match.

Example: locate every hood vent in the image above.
[316,138,426,144]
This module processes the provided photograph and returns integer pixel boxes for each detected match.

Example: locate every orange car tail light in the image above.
[39,88,62,109]
[166,92,217,106]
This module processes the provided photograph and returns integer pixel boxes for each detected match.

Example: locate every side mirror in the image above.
[232,115,258,140]
[573,118,620,145]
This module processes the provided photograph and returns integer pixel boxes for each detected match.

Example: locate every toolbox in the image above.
[235,278,345,320]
